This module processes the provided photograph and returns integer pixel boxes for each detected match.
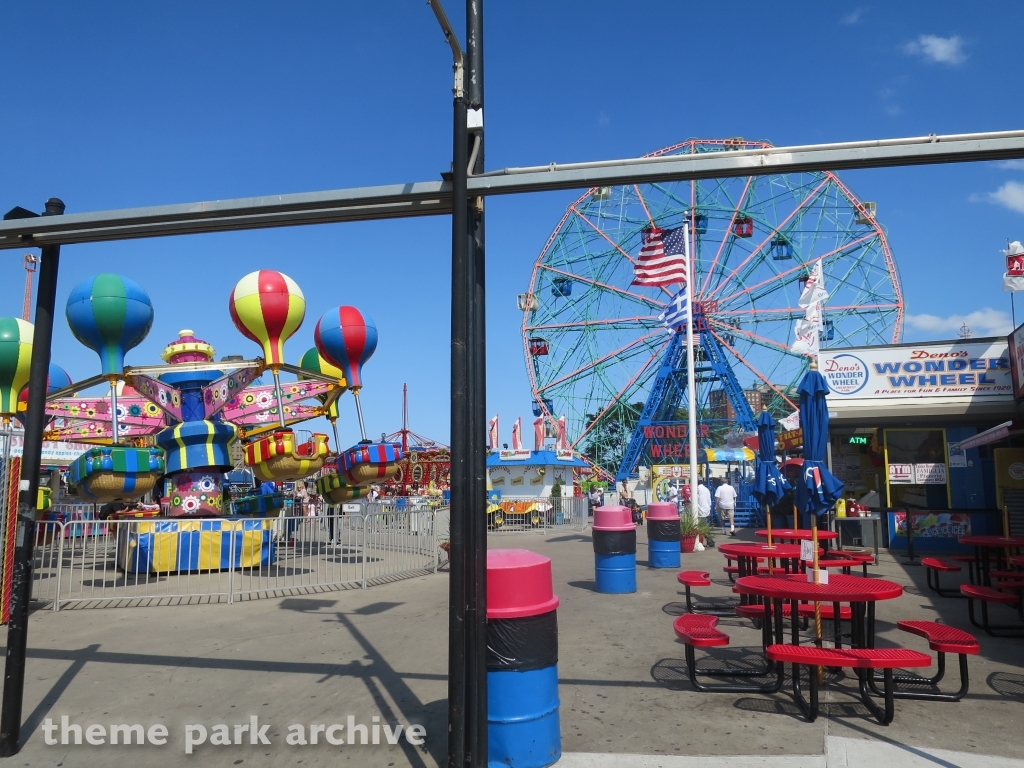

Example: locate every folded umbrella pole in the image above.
[796,362,845,680]
[753,406,791,551]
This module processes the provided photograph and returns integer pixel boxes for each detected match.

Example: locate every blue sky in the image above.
[1,1,1023,447]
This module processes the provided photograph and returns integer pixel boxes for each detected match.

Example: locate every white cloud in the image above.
[905,308,1013,338]
[989,181,1024,214]
[997,160,1024,171]
[903,34,966,65]
[841,7,867,24]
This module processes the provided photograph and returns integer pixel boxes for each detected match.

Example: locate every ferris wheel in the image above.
[522,139,904,477]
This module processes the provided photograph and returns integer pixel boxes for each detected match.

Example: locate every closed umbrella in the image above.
[795,364,845,529]
[795,361,845,667]
[752,406,790,547]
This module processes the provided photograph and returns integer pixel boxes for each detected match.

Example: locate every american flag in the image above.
[633,226,688,287]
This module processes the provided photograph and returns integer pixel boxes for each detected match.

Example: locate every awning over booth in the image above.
[952,419,1024,451]
[701,446,755,463]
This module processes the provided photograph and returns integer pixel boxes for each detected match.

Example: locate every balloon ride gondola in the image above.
[244,430,330,483]
[68,446,165,504]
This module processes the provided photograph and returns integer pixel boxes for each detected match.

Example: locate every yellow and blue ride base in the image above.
[117,517,276,574]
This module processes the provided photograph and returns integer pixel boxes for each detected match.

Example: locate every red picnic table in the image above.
[959,535,1024,586]
[734,573,903,650]
[718,542,810,603]
[756,528,838,542]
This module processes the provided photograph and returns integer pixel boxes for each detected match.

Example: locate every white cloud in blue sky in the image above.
[905,308,1012,338]
[903,34,966,64]
[841,7,867,25]
[989,181,1024,214]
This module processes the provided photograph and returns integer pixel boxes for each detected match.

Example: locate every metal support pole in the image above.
[271,368,288,430]
[466,2,487,764]
[447,67,470,768]
[0,197,64,757]
[351,390,368,443]
[109,378,120,444]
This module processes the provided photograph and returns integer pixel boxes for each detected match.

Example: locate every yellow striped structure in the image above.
[117,518,276,574]
[244,430,329,482]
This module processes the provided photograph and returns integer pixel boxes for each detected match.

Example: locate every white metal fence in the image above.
[486,496,589,534]
[29,507,441,611]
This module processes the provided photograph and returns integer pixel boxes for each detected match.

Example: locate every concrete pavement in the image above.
[9,523,1024,766]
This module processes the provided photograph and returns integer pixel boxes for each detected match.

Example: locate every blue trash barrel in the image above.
[487,549,561,767]
[646,501,681,568]
[592,505,637,593]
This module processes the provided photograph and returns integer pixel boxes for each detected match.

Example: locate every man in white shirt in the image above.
[714,478,738,536]
[696,480,712,519]
[696,479,713,548]
[666,482,680,511]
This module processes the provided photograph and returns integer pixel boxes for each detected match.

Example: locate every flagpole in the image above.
[684,222,698,522]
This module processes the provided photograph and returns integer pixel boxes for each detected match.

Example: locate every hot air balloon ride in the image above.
[64,275,165,502]
[315,306,402,488]
[298,347,347,450]
[229,270,305,430]
[40,271,344,513]
[315,306,376,442]
[230,272,330,484]
[0,318,33,422]
[66,274,154,444]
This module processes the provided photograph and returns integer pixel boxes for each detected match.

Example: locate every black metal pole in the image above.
[0,198,64,756]
[465,2,487,765]
[447,91,470,768]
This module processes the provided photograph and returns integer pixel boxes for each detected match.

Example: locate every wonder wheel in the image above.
[522,138,903,477]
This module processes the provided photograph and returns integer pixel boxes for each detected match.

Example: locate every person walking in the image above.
[696,479,713,547]
[714,477,738,536]
[666,481,680,513]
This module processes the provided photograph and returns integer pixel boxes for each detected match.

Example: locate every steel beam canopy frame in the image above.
[0,130,1023,249]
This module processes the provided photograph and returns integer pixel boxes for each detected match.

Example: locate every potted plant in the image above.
[680,512,700,553]
[551,481,563,525]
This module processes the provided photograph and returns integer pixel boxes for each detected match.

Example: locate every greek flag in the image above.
[658,288,688,331]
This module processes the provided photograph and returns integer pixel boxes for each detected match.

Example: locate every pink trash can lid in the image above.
[487,549,560,619]
[646,502,680,521]
[593,505,636,532]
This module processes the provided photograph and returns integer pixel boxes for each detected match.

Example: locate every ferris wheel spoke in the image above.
[705,177,831,301]
[698,176,754,296]
[539,265,665,310]
[526,315,659,331]
[576,192,674,299]
[708,327,799,411]
[536,330,665,394]
[715,232,876,307]
[707,317,796,358]
[571,206,639,267]
[716,303,898,321]
[571,340,668,449]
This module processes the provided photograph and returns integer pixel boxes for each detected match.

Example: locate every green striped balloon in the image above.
[0,318,33,417]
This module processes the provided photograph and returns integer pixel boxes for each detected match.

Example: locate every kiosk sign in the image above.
[819,339,1012,411]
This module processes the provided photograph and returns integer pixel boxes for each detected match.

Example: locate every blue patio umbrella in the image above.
[796,361,845,657]
[753,407,791,543]
[794,364,845,525]
[753,408,790,506]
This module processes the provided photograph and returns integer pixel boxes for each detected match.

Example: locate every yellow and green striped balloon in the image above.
[298,347,347,420]
[0,318,33,417]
